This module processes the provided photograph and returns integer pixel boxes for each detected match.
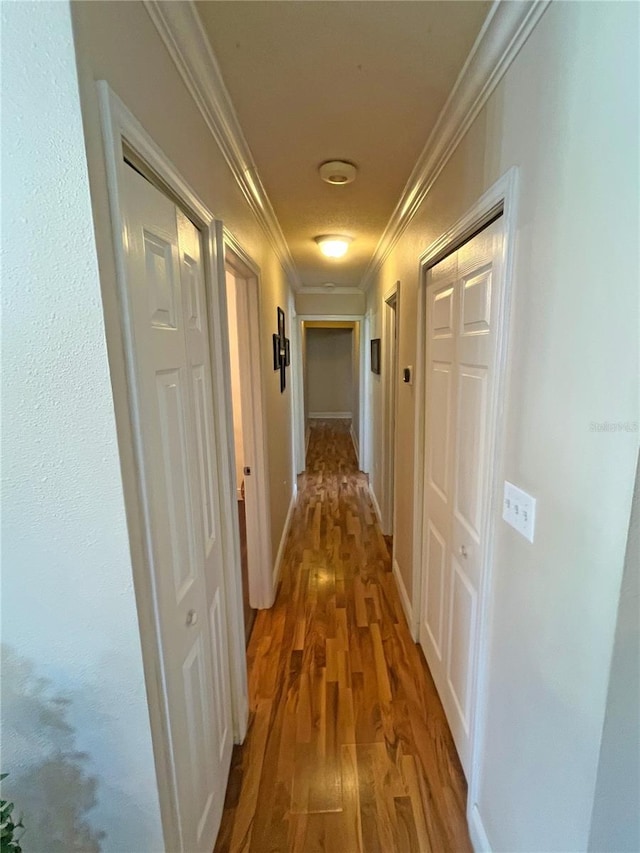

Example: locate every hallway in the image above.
[214,420,471,852]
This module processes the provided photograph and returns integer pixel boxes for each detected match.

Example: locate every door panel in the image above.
[461,268,492,334]
[428,363,452,502]
[209,588,231,758]
[455,366,488,541]
[447,559,477,730]
[420,217,503,777]
[122,164,232,852]
[155,368,198,601]
[425,520,446,659]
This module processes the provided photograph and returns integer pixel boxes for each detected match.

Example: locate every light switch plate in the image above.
[503,481,536,543]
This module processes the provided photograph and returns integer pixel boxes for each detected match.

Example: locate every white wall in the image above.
[306,328,354,417]
[1,3,162,850]
[367,2,639,850]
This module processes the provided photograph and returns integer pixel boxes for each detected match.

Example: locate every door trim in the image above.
[222,235,274,609]
[412,168,519,838]
[383,283,400,536]
[97,82,249,850]
[296,314,366,471]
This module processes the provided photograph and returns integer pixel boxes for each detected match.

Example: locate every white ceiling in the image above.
[195,1,491,290]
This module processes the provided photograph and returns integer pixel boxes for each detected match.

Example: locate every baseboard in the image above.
[350,424,360,466]
[368,482,383,527]
[308,411,352,419]
[272,483,297,593]
[392,559,413,632]
[468,803,492,852]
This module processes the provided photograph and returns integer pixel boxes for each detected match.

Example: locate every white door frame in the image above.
[361,310,372,475]
[290,305,306,476]
[97,82,249,850]
[295,314,365,469]
[222,234,274,610]
[382,283,400,535]
[411,168,519,846]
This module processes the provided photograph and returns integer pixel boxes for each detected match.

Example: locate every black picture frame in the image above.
[277,306,285,340]
[273,333,281,370]
[371,338,381,374]
[284,337,290,367]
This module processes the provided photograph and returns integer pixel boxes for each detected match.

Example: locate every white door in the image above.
[121,164,233,852]
[419,217,504,776]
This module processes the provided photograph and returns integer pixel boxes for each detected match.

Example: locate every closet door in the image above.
[420,217,503,776]
[122,164,232,852]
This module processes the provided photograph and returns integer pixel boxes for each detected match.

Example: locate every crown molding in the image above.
[360,0,551,290]
[143,0,301,289]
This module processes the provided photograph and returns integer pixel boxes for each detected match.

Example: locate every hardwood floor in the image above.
[214,419,471,852]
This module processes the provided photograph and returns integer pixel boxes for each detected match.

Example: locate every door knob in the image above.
[459,545,468,558]
[186,609,198,627]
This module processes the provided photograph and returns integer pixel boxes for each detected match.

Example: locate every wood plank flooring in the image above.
[214,419,471,852]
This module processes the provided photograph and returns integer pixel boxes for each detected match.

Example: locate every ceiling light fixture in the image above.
[319,160,357,186]
[314,235,352,259]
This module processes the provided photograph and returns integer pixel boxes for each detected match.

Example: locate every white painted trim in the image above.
[411,167,519,836]
[368,482,384,529]
[360,311,372,475]
[309,411,352,420]
[360,0,549,289]
[469,803,492,852]
[291,310,306,476]
[272,483,297,593]
[97,82,249,851]
[143,0,300,290]
[350,423,360,465]
[392,559,413,633]
[382,283,400,536]
[222,237,274,611]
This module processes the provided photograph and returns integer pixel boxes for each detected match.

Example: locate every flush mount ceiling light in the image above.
[319,160,357,186]
[314,235,352,259]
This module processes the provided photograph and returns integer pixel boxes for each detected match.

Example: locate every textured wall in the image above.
[367,2,639,850]
[1,3,162,850]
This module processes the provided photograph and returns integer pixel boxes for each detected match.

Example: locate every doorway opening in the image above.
[300,320,360,464]
[223,239,274,616]
[412,169,518,845]
[97,83,249,853]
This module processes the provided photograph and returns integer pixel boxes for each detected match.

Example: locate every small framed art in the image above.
[370,338,381,374]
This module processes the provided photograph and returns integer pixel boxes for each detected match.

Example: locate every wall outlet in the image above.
[503,481,536,543]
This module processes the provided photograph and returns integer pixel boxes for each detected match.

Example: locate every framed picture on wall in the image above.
[371,338,381,374]
[273,333,281,370]
[284,338,290,367]
[277,306,285,340]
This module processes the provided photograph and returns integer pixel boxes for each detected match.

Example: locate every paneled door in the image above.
[121,164,232,852]
[419,217,504,777]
